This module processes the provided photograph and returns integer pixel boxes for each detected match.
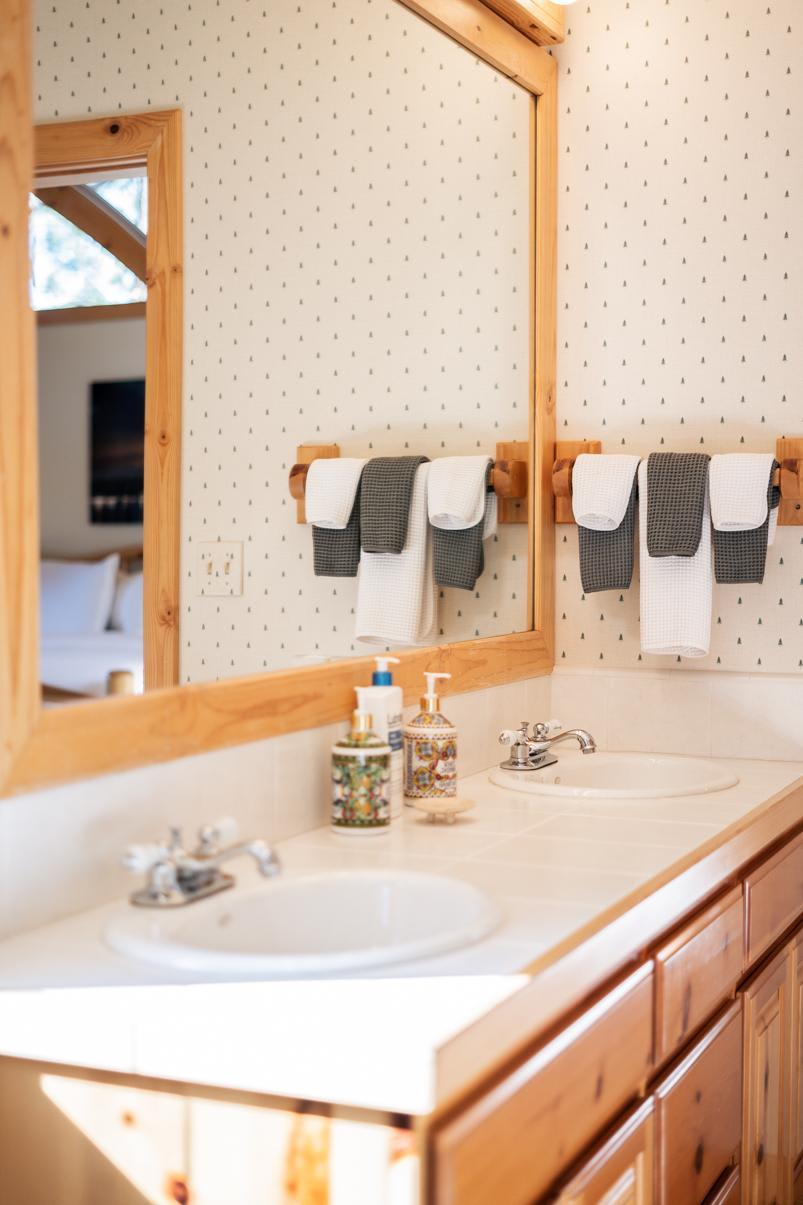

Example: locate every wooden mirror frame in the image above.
[0,0,559,796]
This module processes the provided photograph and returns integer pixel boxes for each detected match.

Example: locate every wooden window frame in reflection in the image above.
[0,0,558,796]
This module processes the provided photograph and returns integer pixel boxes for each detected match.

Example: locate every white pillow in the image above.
[40,554,120,637]
[110,571,144,636]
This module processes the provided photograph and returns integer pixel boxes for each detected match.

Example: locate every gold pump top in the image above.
[351,710,374,733]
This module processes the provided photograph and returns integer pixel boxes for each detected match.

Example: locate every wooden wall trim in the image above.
[36,301,146,325]
[480,0,565,46]
[1,7,557,796]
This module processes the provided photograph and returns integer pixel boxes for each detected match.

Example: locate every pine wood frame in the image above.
[0,0,557,796]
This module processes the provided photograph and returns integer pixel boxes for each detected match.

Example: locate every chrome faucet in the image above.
[122,817,281,908]
[498,720,597,772]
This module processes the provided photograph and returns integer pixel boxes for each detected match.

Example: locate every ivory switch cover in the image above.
[197,542,244,596]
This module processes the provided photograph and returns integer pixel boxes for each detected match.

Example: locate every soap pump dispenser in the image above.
[403,672,458,802]
[331,687,391,834]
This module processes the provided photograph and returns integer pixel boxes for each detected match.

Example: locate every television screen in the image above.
[90,378,145,525]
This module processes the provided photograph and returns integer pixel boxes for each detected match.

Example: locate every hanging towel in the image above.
[578,478,639,594]
[713,461,780,585]
[639,461,712,658]
[646,452,711,557]
[430,459,494,591]
[355,463,437,646]
[572,454,640,531]
[360,456,429,554]
[709,453,777,531]
[305,458,366,578]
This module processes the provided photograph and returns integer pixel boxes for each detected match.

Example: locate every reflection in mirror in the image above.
[33,176,148,702]
[34,0,534,688]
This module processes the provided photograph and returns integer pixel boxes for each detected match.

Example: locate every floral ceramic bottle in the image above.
[403,672,458,802]
[331,688,391,833]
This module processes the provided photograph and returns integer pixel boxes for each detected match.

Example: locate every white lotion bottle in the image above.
[363,656,404,819]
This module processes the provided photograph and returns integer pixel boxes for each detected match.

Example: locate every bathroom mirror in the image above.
[0,0,557,794]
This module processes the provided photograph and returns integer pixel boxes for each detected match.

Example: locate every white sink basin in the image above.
[489,751,739,800]
[104,869,501,977]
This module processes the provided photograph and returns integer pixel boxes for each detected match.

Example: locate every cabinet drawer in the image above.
[705,1167,740,1205]
[745,831,803,964]
[432,964,654,1205]
[655,886,743,1063]
[655,1001,742,1205]
[555,1098,654,1204]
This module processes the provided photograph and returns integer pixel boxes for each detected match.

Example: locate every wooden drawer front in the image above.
[655,1002,742,1205]
[742,949,791,1205]
[655,887,744,1064]
[556,1098,654,1204]
[432,964,654,1205]
[745,831,803,964]
[704,1167,740,1205]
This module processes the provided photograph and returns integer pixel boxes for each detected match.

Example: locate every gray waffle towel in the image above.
[646,452,711,557]
[433,469,492,591]
[714,462,780,585]
[313,487,361,577]
[360,456,430,554]
[579,478,638,594]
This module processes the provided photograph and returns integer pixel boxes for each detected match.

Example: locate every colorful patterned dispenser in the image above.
[403,672,458,801]
[331,688,391,833]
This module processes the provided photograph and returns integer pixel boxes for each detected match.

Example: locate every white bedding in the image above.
[40,633,144,698]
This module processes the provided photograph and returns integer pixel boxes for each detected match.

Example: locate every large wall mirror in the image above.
[0,0,558,794]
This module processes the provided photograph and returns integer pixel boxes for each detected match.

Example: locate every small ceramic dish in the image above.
[411,797,476,824]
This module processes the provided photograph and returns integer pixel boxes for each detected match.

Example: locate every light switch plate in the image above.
[196,541,244,596]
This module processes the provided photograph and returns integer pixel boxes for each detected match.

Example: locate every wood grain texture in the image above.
[494,439,529,525]
[555,1098,655,1205]
[792,926,803,1174]
[654,886,744,1066]
[654,1002,742,1205]
[777,437,803,526]
[432,964,653,1205]
[745,830,803,964]
[291,444,340,523]
[0,0,39,789]
[706,1167,741,1205]
[554,439,603,523]
[33,184,147,280]
[36,301,146,325]
[480,0,565,46]
[741,946,792,1205]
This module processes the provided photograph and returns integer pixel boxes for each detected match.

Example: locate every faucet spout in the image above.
[546,728,597,755]
[181,839,281,882]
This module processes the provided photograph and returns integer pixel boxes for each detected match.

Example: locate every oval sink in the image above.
[489,751,739,800]
[104,869,501,977]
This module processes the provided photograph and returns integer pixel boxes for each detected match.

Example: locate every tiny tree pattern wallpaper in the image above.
[33,0,531,682]
[554,0,802,674]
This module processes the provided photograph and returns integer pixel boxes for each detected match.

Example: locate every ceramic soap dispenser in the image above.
[331,687,391,833]
[403,672,458,802]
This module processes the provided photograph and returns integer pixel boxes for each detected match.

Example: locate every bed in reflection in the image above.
[40,547,144,702]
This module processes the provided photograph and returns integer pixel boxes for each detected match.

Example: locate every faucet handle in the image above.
[499,728,527,746]
[195,816,240,855]
[122,843,170,872]
[533,719,563,740]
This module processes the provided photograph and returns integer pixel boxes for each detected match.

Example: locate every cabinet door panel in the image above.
[704,1167,740,1205]
[745,832,803,964]
[654,1002,742,1205]
[557,1099,654,1205]
[742,947,792,1205]
[792,929,803,1171]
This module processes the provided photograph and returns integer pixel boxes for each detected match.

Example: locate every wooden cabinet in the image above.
[704,1167,740,1204]
[792,928,803,1191]
[741,945,792,1205]
[654,1002,742,1205]
[744,831,803,964]
[556,1099,654,1205]
[654,887,743,1066]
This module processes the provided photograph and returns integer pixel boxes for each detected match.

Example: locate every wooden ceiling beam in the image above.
[33,183,147,281]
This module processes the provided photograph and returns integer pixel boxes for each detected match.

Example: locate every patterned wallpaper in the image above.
[33,0,531,682]
[553,0,803,673]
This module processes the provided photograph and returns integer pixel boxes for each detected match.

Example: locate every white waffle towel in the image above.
[638,461,712,658]
[356,463,437,646]
[304,458,366,528]
[709,453,775,532]
[428,456,492,530]
[572,454,641,530]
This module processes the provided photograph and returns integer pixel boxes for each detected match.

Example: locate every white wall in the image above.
[37,318,146,555]
[553,0,803,674]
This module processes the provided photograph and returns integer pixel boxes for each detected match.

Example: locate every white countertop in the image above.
[0,754,800,1117]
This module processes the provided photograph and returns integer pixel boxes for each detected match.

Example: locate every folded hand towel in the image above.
[714,461,780,585]
[709,453,776,531]
[646,452,711,557]
[355,463,437,646]
[360,456,430,554]
[305,458,366,578]
[578,477,639,594]
[639,461,712,658]
[572,454,640,531]
[432,461,495,591]
[428,455,492,529]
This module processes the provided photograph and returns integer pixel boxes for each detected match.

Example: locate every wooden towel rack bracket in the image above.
[552,438,803,527]
[289,442,530,525]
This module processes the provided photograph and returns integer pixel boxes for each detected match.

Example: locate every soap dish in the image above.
[412,798,476,825]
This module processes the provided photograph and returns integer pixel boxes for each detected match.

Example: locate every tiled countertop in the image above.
[0,754,801,1116]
